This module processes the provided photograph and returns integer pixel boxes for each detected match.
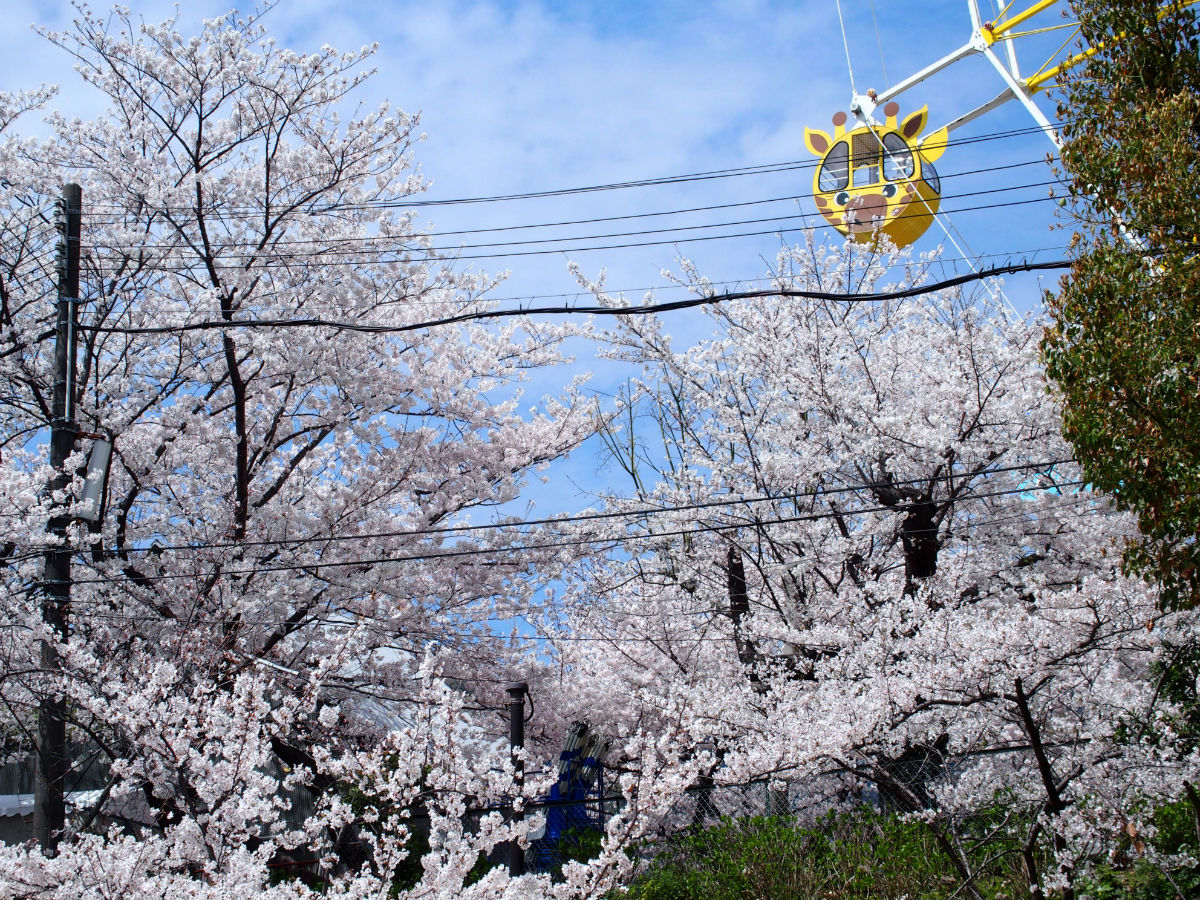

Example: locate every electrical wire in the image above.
[77,193,1060,269]
[55,242,1068,320]
[74,162,1064,260]
[78,120,1068,218]
[0,241,1058,349]
[58,478,1094,587]
[83,178,1059,258]
[47,499,1117,642]
[389,159,1051,240]
[77,154,1055,240]
[93,457,1078,557]
[77,257,1072,337]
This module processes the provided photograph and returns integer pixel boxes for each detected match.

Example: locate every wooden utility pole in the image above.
[35,183,81,855]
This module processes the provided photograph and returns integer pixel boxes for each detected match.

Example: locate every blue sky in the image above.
[2,0,1080,511]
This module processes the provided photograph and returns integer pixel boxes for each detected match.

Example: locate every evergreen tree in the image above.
[1044,0,1200,607]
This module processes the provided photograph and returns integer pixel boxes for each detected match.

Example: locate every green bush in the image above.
[1079,861,1200,900]
[1076,799,1200,900]
[625,809,1028,900]
[624,803,1200,900]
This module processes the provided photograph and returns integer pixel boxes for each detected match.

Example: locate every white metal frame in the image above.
[848,0,1064,149]
[849,0,1200,152]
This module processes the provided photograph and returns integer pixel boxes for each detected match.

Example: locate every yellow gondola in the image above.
[806,2,1200,249]
[804,103,948,249]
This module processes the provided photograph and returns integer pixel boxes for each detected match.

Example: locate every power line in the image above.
[60,478,1094,587]
[79,120,1068,216]
[0,241,1058,347]
[79,193,1060,270]
[72,242,1067,319]
[76,176,1061,264]
[97,457,1077,557]
[87,178,1058,258]
[401,122,1068,207]
[417,160,1050,238]
[413,196,1061,260]
[77,159,1054,242]
[78,258,1071,338]
[49,498,1115,643]
[1,461,1086,574]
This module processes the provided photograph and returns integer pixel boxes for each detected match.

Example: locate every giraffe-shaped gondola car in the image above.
[804,102,949,248]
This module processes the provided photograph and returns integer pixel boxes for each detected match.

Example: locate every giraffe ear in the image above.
[917,125,950,163]
[804,127,832,156]
[900,106,928,140]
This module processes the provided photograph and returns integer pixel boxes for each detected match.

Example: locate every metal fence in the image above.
[0,743,110,796]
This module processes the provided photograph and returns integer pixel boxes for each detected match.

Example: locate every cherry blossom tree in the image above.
[2,5,1195,899]
[549,238,1200,898]
[0,7,681,897]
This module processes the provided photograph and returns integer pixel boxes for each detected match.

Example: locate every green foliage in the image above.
[1075,800,1200,900]
[1079,861,1200,900]
[624,809,1028,900]
[552,826,607,876]
[1150,797,1200,856]
[1149,641,1200,752]
[1043,0,1200,607]
[624,806,1200,900]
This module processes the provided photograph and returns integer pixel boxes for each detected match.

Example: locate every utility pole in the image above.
[35,183,81,855]
[505,681,528,877]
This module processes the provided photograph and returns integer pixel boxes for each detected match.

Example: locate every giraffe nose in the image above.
[843,194,887,230]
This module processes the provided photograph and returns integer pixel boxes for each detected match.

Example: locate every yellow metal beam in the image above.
[1026,42,1098,92]
[985,0,1061,43]
[1024,0,1200,92]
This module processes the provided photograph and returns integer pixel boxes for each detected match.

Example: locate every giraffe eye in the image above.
[819,141,850,192]
[835,191,850,206]
[881,183,897,198]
